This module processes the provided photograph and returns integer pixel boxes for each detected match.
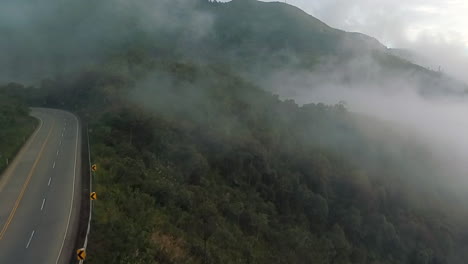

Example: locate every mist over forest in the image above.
[2,0,468,263]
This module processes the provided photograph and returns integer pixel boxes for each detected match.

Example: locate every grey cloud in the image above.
[262,53,468,189]
[304,0,468,83]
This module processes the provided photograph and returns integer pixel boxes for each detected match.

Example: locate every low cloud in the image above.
[0,0,213,84]
[263,54,468,188]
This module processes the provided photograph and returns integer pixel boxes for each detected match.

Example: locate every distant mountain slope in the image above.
[2,0,465,96]
[207,0,385,65]
[201,0,468,96]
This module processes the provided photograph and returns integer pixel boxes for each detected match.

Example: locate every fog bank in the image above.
[265,63,468,187]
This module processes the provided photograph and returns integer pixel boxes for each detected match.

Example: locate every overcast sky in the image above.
[275,0,468,47]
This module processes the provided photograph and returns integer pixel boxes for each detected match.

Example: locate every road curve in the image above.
[0,108,81,264]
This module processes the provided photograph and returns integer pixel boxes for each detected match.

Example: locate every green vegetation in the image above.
[0,84,37,174]
[3,0,468,263]
[21,59,468,263]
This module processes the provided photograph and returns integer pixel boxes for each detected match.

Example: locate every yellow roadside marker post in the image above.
[77,248,86,260]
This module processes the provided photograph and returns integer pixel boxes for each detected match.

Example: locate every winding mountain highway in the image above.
[0,108,81,264]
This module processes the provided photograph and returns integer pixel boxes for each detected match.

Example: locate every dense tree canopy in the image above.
[2,0,468,263]
[9,58,465,263]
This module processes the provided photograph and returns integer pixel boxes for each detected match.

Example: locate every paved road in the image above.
[0,108,81,264]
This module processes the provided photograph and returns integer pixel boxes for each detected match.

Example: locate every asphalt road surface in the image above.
[0,108,81,264]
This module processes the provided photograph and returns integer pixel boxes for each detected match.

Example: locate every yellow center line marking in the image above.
[0,120,55,240]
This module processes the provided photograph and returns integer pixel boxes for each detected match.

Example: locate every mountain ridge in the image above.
[202,0,468,96]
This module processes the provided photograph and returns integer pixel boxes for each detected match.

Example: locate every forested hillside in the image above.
[10,59,466,263]
[2,0,468,263]
[0,84,36,174]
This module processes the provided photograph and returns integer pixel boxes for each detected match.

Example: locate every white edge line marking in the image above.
[53,162,56,169]
[41,198,46,211]
[48,177,52,186]
[55,113,78,264]
[26,230,35,248]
